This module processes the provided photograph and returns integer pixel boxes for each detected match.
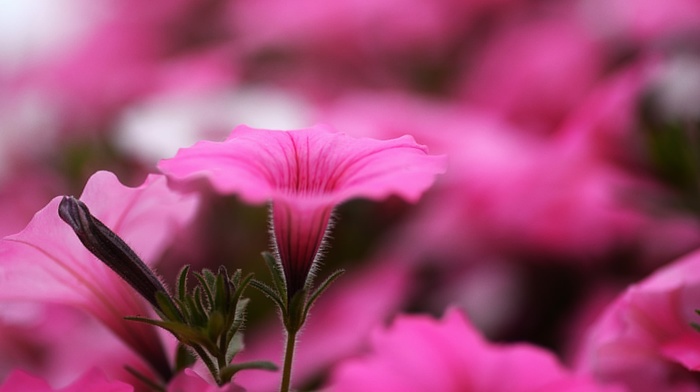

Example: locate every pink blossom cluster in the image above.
[1,0,700,391]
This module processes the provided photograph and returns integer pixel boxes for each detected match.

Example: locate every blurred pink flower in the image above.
[158,124,446,297]
[581,0,700,45]
[321,92,650,264]
[229,0,515,57]
[226,0,522,98]
[166,369,244,392]
[0,171,199,379]
[328,307,622,392]
[460,9,604,134]
[5,0,236,136]
[0,304,147,388]
[0,369,133,392]
[576,249,700,392]
[234,258,411,391]
[0,166,65,238]
[555,66,648,165]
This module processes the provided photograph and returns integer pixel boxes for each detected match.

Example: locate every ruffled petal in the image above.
[0,171,199,378]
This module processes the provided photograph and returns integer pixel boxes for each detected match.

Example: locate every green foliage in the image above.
[251,251,345,333]
[128,266,277,386]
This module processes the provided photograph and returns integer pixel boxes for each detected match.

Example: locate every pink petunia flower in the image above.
[576,248,700,392]
[327,307,624,392]
[0,171,199,380]
[158,124,446,298]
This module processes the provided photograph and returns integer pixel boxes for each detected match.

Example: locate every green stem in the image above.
[279,329,298,392]
[192,345,221,385]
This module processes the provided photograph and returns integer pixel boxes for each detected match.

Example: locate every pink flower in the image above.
[224,0,522,97]
[158,124,445,298]
[0,303,147,387]
[320,92,655,265]
[576,249,700,392]
[0,369,133,392]
[327,308,622,392]
[459,9,604,134]
[0,171,199,379]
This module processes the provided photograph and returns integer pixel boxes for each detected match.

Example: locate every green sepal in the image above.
[176,265,191,303]
[261,251,287,299]
[208,311,225,342]
[303,269,345,322]
[230,269,243,287]
[155,291,183,322]
[223,299,246,348]
[214,269,229,312]
[193,271,214,308]
[250,279,287,315]
[202,268,217,288]
[185,287,206,325]
[287,289,308,333]
[123,264,267,386]
[231,273,253,305]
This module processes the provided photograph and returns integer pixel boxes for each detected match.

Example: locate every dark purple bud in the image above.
[58,195,169,311]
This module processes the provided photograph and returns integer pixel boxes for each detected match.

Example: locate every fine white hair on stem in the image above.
[266,201,285,275]
[265,201,338,294]
[304,208,337,292]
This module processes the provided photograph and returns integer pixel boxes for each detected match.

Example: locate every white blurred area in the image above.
[114,86,316,163]
[0,0,108,74]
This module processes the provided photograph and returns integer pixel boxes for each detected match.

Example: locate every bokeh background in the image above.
[3,0,700,390]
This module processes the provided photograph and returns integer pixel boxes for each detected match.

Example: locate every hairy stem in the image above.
[279,329,298,392]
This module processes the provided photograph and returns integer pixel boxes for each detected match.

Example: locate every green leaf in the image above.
[176,265,191,303]
[219,361,278,384]
[193,272,214,309]
[125,316,201,343]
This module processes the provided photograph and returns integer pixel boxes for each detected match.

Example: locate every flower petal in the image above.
[158,124,447,206]
[329,308,621,392]
[0,170,199,378]
[0,368,134,392]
